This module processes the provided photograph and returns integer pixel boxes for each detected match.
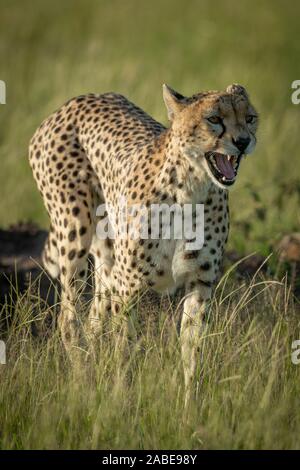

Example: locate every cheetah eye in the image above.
[246,115,256,124]
[207,116,222,125]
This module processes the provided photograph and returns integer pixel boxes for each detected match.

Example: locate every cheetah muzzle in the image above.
[204,151,242,187]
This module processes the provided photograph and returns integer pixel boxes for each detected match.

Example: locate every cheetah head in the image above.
[163,83,258,189]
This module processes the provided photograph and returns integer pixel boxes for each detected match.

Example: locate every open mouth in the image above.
[204,152,242,186]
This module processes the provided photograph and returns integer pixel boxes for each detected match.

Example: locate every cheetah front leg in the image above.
[180,280,212,408]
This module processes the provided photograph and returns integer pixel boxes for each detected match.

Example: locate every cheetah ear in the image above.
[163,84,186,121]
[226,83,249,99]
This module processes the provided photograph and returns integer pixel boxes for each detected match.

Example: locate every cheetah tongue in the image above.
[215,154,235,180]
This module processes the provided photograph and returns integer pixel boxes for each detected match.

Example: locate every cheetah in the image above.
[29,83,258,400]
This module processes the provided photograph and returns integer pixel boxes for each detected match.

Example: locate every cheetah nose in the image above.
[232,136,250,153]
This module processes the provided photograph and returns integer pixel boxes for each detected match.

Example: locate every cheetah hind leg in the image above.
[88,238,114,338]
[55,206,93,363]
[58,251,91,363]
[42,225,60,279]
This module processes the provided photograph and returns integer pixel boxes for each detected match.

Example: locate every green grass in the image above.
[0,0,300,450]
[0,269,299,449]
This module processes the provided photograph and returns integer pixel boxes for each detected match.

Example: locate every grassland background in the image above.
[0,0,300,253]
[0,0,300,450]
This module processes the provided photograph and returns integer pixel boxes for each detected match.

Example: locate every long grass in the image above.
[0,265,299,450]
